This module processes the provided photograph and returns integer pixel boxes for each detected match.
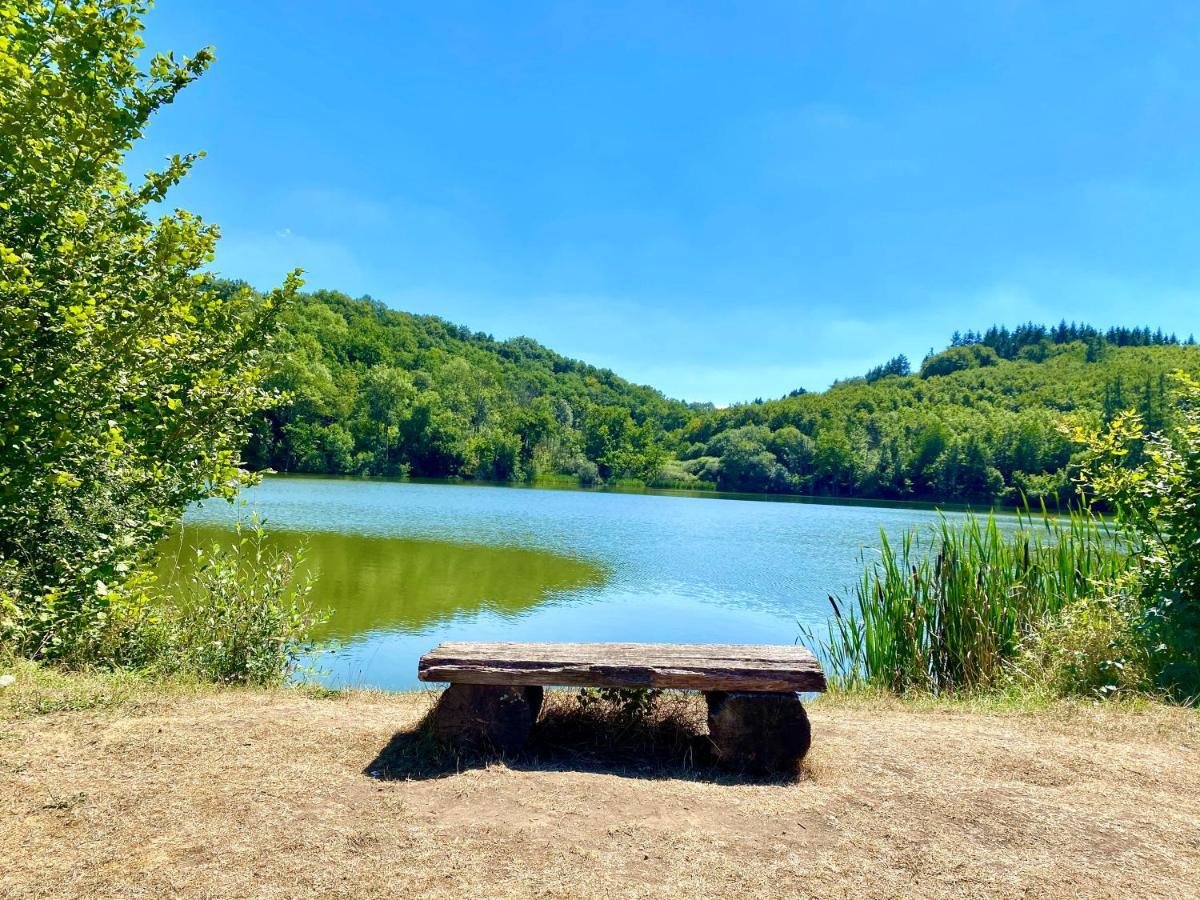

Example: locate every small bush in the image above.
[577,686,663,722]
[1015,585,1151,698]
[103,521,325,685]
[567,456,601,486]
[164,522,325,684]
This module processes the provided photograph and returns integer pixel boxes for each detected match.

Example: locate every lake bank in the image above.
[277,471,1031,514]
[3,670,1196,898]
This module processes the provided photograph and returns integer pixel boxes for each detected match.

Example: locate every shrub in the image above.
[1015,586,1150,698]
[563,454,601,486]
[87,520,323,684]
[577,686,663,722]
[1075,373,1200,699]
[162,522,325,685]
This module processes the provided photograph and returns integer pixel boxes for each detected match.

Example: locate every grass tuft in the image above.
[0,655,207,719]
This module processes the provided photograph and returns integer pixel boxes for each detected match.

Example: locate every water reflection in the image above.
[158,526,607,640]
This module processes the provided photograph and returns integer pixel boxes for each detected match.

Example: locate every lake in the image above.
[166,476,994,689]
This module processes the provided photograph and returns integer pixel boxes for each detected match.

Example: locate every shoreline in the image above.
[248,470,1041,516]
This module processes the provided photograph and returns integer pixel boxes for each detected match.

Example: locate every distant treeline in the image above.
[950,321,1193,359]
[238,282,1200,505]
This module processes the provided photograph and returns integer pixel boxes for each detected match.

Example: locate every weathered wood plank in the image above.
[417,642,827,693]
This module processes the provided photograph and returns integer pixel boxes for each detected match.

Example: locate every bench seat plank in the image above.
[418,642,827,692]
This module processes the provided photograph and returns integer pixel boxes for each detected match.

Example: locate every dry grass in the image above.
[1,677,1198,898]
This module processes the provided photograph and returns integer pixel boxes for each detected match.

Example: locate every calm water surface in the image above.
[168,477,1003,689]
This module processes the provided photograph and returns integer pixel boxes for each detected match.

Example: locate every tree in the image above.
[226,274,1200,505]
[813,429,858,494]
[0,1,299,658]
[706,426,788,492]
[865,354,910,383]
[767,426,814,484]
[581,405,636,479]
[1085,334,1108,363]
[931,434,1004,501]
[919,344,1000,378]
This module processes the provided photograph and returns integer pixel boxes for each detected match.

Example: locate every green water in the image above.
[160,529,605,640]
[172,476,1011,689]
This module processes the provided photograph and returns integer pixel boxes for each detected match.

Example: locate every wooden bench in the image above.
[417,642,827,772]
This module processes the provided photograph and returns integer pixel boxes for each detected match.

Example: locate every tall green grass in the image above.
[804,507,1129,694]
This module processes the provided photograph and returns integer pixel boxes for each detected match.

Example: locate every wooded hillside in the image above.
[243,288,700,485]
[243,285,1200,505]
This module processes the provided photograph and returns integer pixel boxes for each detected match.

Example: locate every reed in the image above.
[806,506,1130,694]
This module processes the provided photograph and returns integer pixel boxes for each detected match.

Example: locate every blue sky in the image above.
[133,1,1200,404]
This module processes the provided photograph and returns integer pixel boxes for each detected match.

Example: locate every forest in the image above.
[241,284,1200,505]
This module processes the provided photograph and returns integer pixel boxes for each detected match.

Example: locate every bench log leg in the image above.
[705,690,811,774]
[432,684,543,753]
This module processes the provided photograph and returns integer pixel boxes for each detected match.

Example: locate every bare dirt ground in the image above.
[1,686,1198,899]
